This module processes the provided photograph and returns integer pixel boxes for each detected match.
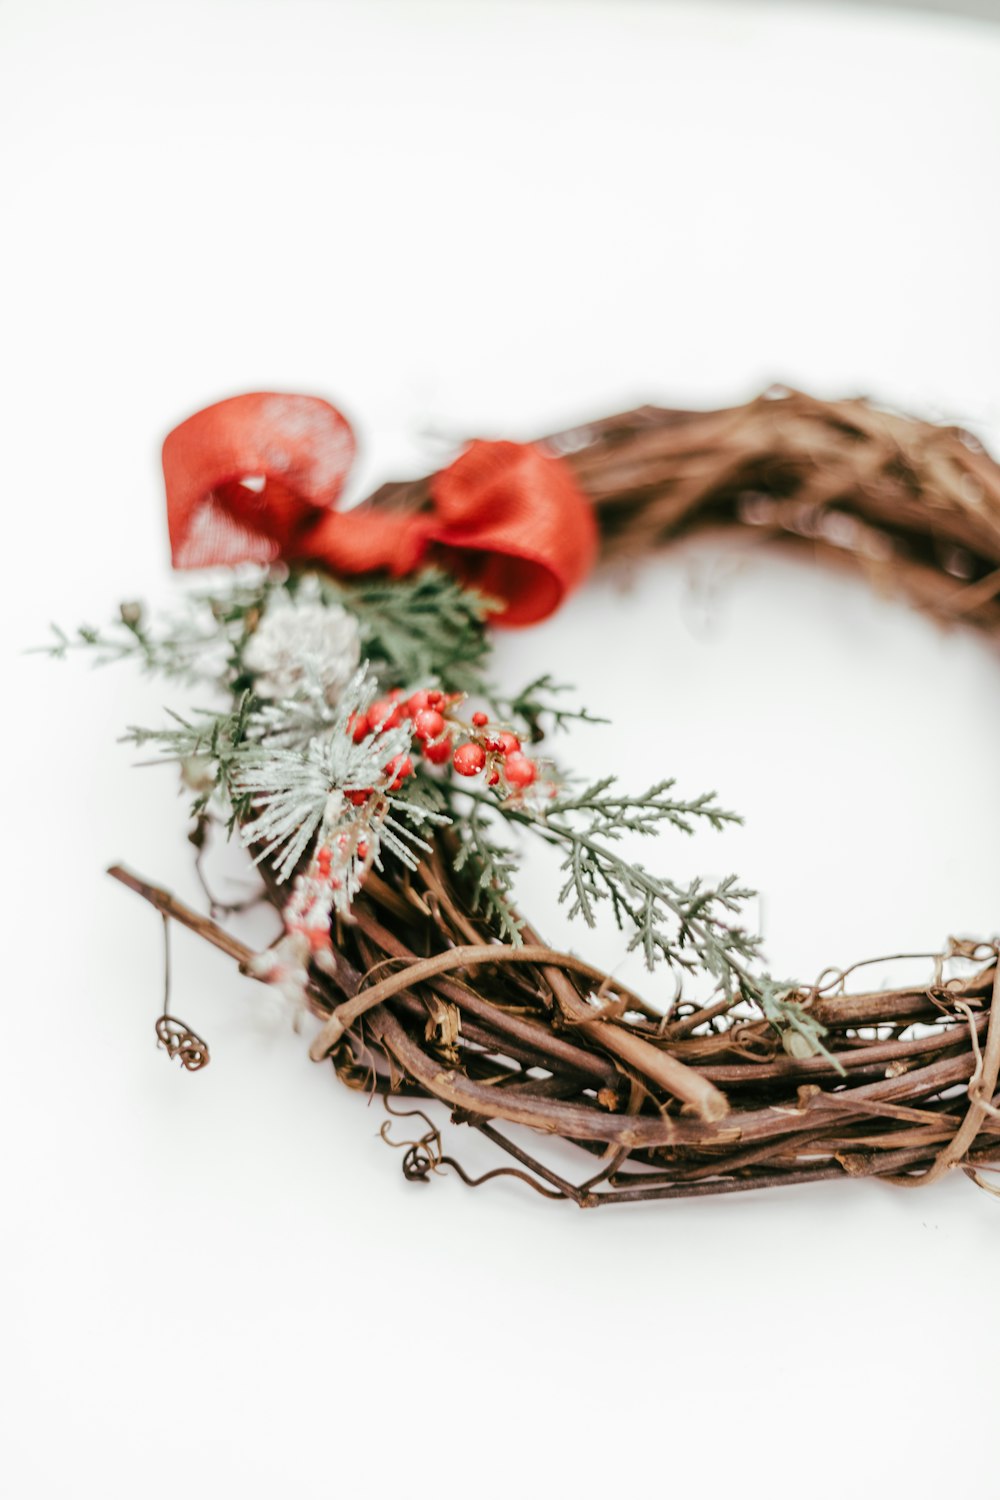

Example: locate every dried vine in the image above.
[111,388,1000,1205]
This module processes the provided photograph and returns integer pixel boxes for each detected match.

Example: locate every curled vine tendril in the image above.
[155,1013,210,1070]
[154,913,210,1072]
[380,1099,567,1200]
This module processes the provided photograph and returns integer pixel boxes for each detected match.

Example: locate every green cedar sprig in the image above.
[493,673,607,741]
[450,800,524,945]
[751,974,844,1074]
[47,563,832,1064]
[462,779,760,981]
[311,568,499,695]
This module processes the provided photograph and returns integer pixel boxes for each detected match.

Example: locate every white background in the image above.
[4,2,1000,1496]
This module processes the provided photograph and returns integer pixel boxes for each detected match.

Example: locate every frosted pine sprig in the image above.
[51,563,775,1032]
[235,670,450,1013]
[234,669,448,885]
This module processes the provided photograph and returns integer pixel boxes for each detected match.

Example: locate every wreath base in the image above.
[110,389,1000,1204]
[111,863,1000,1205]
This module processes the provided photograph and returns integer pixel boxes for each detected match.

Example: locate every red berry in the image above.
[346,788,372,806]
[369,698,402,730]
[487,769,500,786]
[423,734,453,765]
[406,690,431,716]
[384,753,414,790]
[427,691,445,709]
[484,735,504,753]
[452,742,486,777]
[499,732,521,756]
[357,840,369,860]
[347,711,370,744]
[315,846,332,877]
[413,708,446,741]
[504,753,537,788]
[471,711,489,727]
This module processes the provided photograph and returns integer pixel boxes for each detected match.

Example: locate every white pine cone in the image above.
[243,596,361,705]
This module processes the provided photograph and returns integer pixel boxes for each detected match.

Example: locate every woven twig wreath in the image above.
[104,387,1000,1206]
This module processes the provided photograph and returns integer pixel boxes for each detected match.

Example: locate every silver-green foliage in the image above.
[48,564,828,1059]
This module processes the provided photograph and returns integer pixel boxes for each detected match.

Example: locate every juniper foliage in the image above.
[459,778,760,983]
[752,974,843,1073]
[312,568,499,695]
[49,564,834,1060]
[450,801,524,945]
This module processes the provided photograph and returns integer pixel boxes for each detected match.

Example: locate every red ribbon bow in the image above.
[162,392,597,626]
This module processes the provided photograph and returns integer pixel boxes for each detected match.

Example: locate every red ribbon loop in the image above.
[162,392,597,626]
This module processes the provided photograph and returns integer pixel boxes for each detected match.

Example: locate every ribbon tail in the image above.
[429,440,599,626]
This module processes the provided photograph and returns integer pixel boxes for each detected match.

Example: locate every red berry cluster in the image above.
[346,687,539,797]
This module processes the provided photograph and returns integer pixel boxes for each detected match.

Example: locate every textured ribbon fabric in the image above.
[162,392,598,626]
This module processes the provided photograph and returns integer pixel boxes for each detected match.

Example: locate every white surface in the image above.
[4,2,1000,1496]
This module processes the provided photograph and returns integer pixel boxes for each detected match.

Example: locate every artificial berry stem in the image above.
[345,686,543,801]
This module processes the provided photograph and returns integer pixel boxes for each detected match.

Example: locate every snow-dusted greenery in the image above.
[42,565,497,698]
[46,563,833,1055]
[234,668,447,886]
[241,590,360,704]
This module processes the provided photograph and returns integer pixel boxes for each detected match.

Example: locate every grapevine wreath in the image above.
[57,387,1000,1205]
